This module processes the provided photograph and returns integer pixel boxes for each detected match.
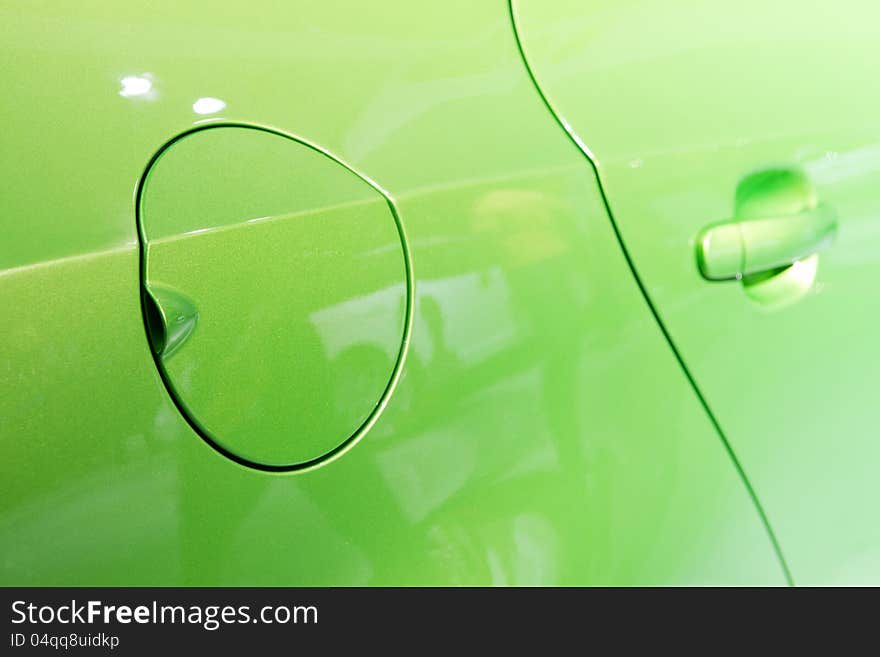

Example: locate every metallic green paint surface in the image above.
[140,125,411,468]
[1,1,786,584]
[516,0,880,583]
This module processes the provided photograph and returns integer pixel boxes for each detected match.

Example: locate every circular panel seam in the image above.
[134,121,414,474]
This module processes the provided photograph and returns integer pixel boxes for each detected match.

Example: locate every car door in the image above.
[514,0,880,582]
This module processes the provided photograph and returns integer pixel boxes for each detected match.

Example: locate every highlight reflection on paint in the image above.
[192,97,226,115]
[743,254,820,309]
[119,75,153,98]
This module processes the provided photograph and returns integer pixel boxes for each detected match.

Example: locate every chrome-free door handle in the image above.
[697,204,837,281]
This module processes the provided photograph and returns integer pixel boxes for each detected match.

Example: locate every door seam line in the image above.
[507,0,793,586]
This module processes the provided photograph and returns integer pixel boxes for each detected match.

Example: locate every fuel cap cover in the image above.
[138,125,411,470]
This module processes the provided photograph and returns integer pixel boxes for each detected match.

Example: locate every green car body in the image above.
[1,0,877,585]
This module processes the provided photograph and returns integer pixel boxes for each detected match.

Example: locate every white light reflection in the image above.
[192,97,226,115]
[743,254,819,309]
[119,75,153,98]
[788,258,818,287]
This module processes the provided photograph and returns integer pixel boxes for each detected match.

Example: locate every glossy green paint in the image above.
[515,0,880,583]
[1,1,785,585]
[140,125,411,469]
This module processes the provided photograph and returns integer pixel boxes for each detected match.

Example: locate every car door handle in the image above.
[696,204,837,281]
